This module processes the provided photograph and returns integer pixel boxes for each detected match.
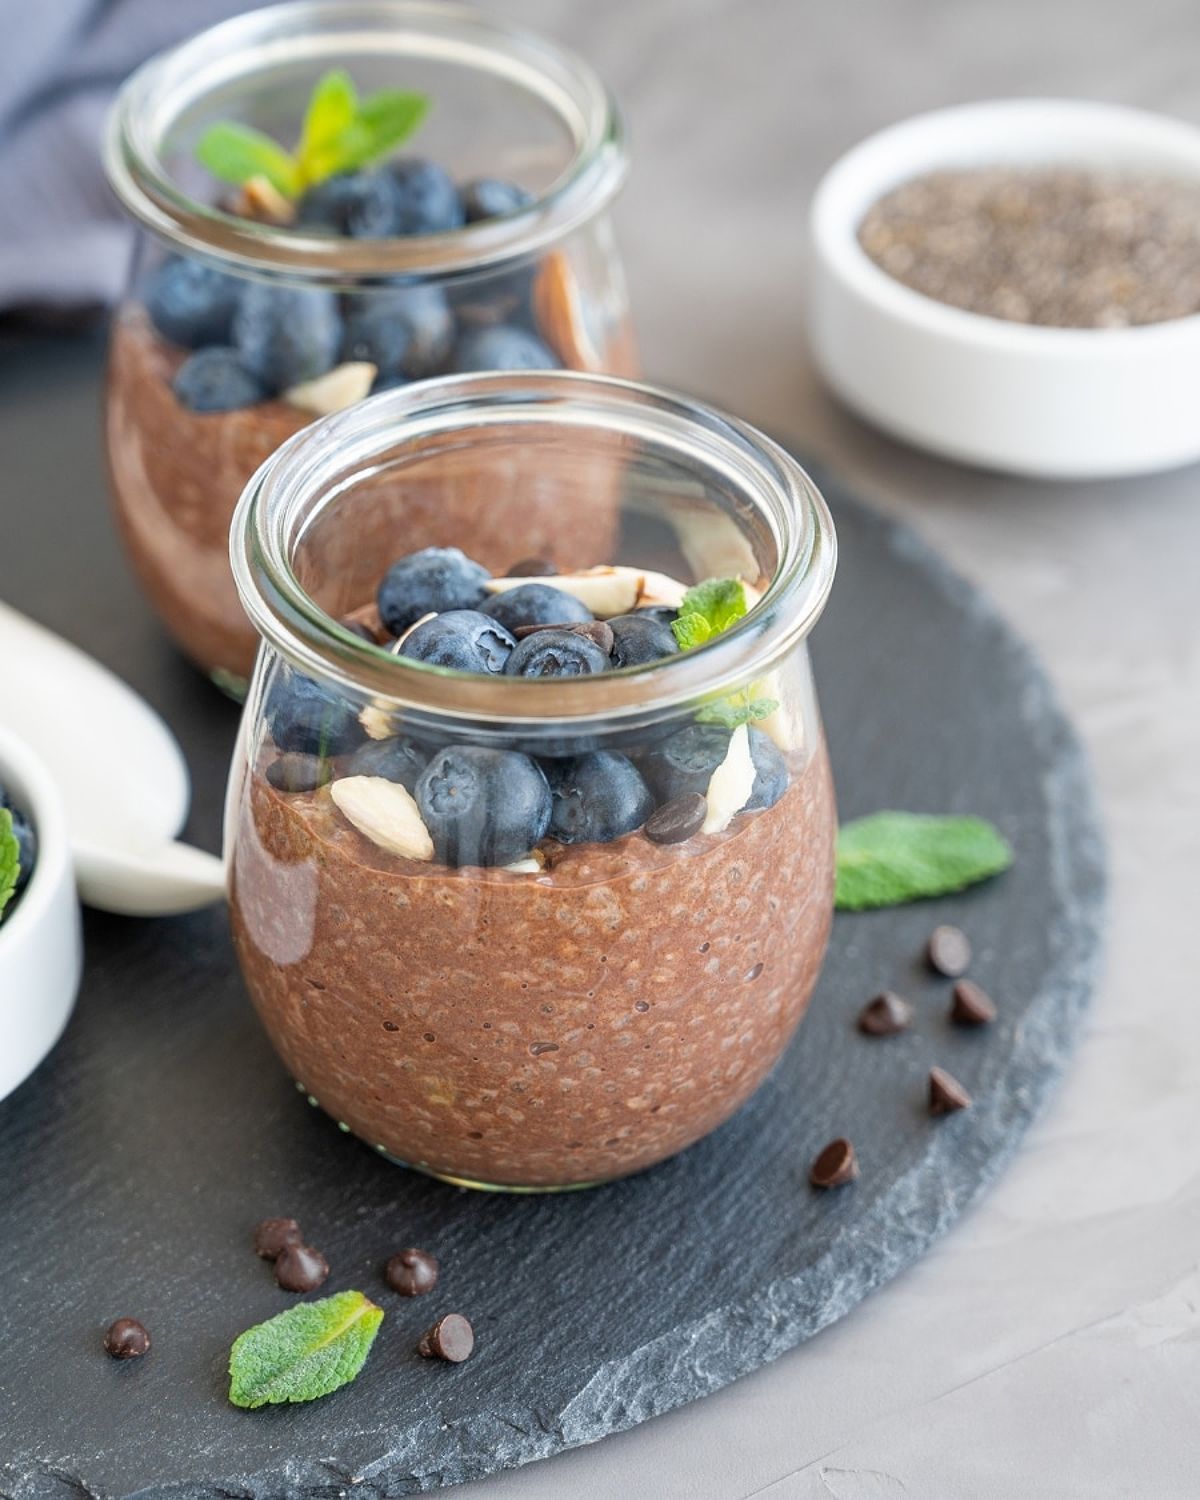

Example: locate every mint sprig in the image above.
[0,809,19,918]
[228,1289,383,1409]
[696,692,779,729]
[835,812,1013,911]
[671,577,749,651]
[197,69,429,201]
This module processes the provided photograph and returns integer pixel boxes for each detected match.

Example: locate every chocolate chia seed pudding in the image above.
[230,740,835,1188]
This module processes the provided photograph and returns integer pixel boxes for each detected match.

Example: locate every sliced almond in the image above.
[503,850,546,875]
[635,568,690,610]
[754,669,805,754]
[392,612,437,651]
[284,362,377,417]
[701,724,756,835]
[533,250,603,371]
[484,565,643,619]
[330,776,434,861]
[359,702,395,741]
[232,174,297,225]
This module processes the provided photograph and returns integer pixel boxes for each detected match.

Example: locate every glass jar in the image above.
[226,372,838,1191]
[103,0,635,695]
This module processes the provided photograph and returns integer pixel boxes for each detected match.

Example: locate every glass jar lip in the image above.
[103,0,627,284]
[231,371,837,734]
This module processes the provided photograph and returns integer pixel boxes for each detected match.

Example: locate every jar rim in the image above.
[231,371,838,734]
[103,0,627,284]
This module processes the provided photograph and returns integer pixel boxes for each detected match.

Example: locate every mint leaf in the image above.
[297,69,358,175]
[196,122,302,198]
[696,695,779,729]
[228,1289,383,1409]
[671,577,748,650]
[835,812,1013,911]
[0,809,19,918]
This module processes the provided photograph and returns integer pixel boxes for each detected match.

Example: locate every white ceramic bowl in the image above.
[0,726,82,1102]
[809,99,1200,479]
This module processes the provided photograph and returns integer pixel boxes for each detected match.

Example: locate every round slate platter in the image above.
[0,339,1105,1500]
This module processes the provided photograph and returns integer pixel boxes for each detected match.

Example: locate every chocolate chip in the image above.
[104,1317,151,1360]
[274,1243,329,1292]
[507,557,557,577]
[951,979,996,1026]
[418,1312,475,1362]
[929,1066,972,1114]
[513,620,616,655]
[809,1137,859,1188]
[385,1247,439,1297]
[644,794,707,845]
[927,925,972,977]
[253,1216,304,1260]
[857,991,913,1036]
[266,753,332,793]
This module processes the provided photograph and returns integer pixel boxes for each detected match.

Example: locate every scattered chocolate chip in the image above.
[809,1137,859,1188]
[951,979,996,1026]
[266,753,332,793]
[274,1243,329,1293]
[644,794,707,845]
[926,924,972,977]
[385,1247,439,1297]
[506,557,557,577]
[104,1317,151,1360]
[512,620,615,655]
[253,1216,304,1260]
[418,1312,475,1362]
[929,1066,972,1114]
[857,991,914,1036]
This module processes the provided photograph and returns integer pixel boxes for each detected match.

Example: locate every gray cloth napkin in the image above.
[0,0,246,314]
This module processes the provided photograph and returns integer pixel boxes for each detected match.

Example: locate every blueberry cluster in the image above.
[261,548,791,868]
[0,786,36,926]
[145,164,558,414]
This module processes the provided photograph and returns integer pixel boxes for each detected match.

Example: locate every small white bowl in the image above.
[809,99,1200,479]
[0,726,82,1102]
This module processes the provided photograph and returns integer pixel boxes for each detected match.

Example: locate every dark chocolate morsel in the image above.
[857,991,913,1036]
[104,1317,151,1360]
[644,794,707,846]
[418,1312,475,1362]
[809,1137,859,1189]
[929,1066,972,1114]
[385,1247,439,1297]
[951,980,996,1025]
[927,925,972,977]
[253,1216,304,1259]
[274,1243,330,1293]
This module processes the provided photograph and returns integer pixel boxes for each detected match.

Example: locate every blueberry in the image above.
[642,723,791,808]
[745,728,790,810]
[545,753,653,844]
[264,669,364,757]
[145,257,240,348]
[232,284,342,393]
[173,348,266,412]
[298,170,402,237]
[450,325,559,373]
[388,158,465,235]
[504,630,609,679]
[480,584,592,634]
[397,611,515,675]
[344,735,430,792]
[342,285,454,379]
[462,178,533,222]
[608,613,679,669]
[416,747,551,866]
[377,547,490,634]
[452,265,538,332]
[636,604,680,627]
[0,791,36,897]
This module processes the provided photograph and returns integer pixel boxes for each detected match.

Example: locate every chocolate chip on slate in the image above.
[274,1243,330,1293]
[253,1217,304,1260]
[809,1137,859,1189]
[385,1248,439,1297]
[929,1066,972,1114]
[506,557,557,577]
[857,991,914,1036]
[645,794,707,845]
[104,1317,151,1360]
[927,925,972,977]
[266,753,332,793]
[418,1313,475,1363]
[951,980,996,1026]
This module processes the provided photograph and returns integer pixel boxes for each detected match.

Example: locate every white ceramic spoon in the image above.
[0,602,226,915]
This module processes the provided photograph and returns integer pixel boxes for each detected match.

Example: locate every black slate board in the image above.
[0,336,1105,1499]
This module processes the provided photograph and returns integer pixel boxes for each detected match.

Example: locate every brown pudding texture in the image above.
[229,741,835,1188]
[105,265,639,684]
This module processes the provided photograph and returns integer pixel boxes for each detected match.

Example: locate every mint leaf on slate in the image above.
[835,812,1013,911]
[0,809,19,917]
[228,1289,383,1409]
[671,577,749,651]
[195,122,303,199]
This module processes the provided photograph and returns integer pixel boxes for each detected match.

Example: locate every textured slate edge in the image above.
[0,483,1107,1500]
